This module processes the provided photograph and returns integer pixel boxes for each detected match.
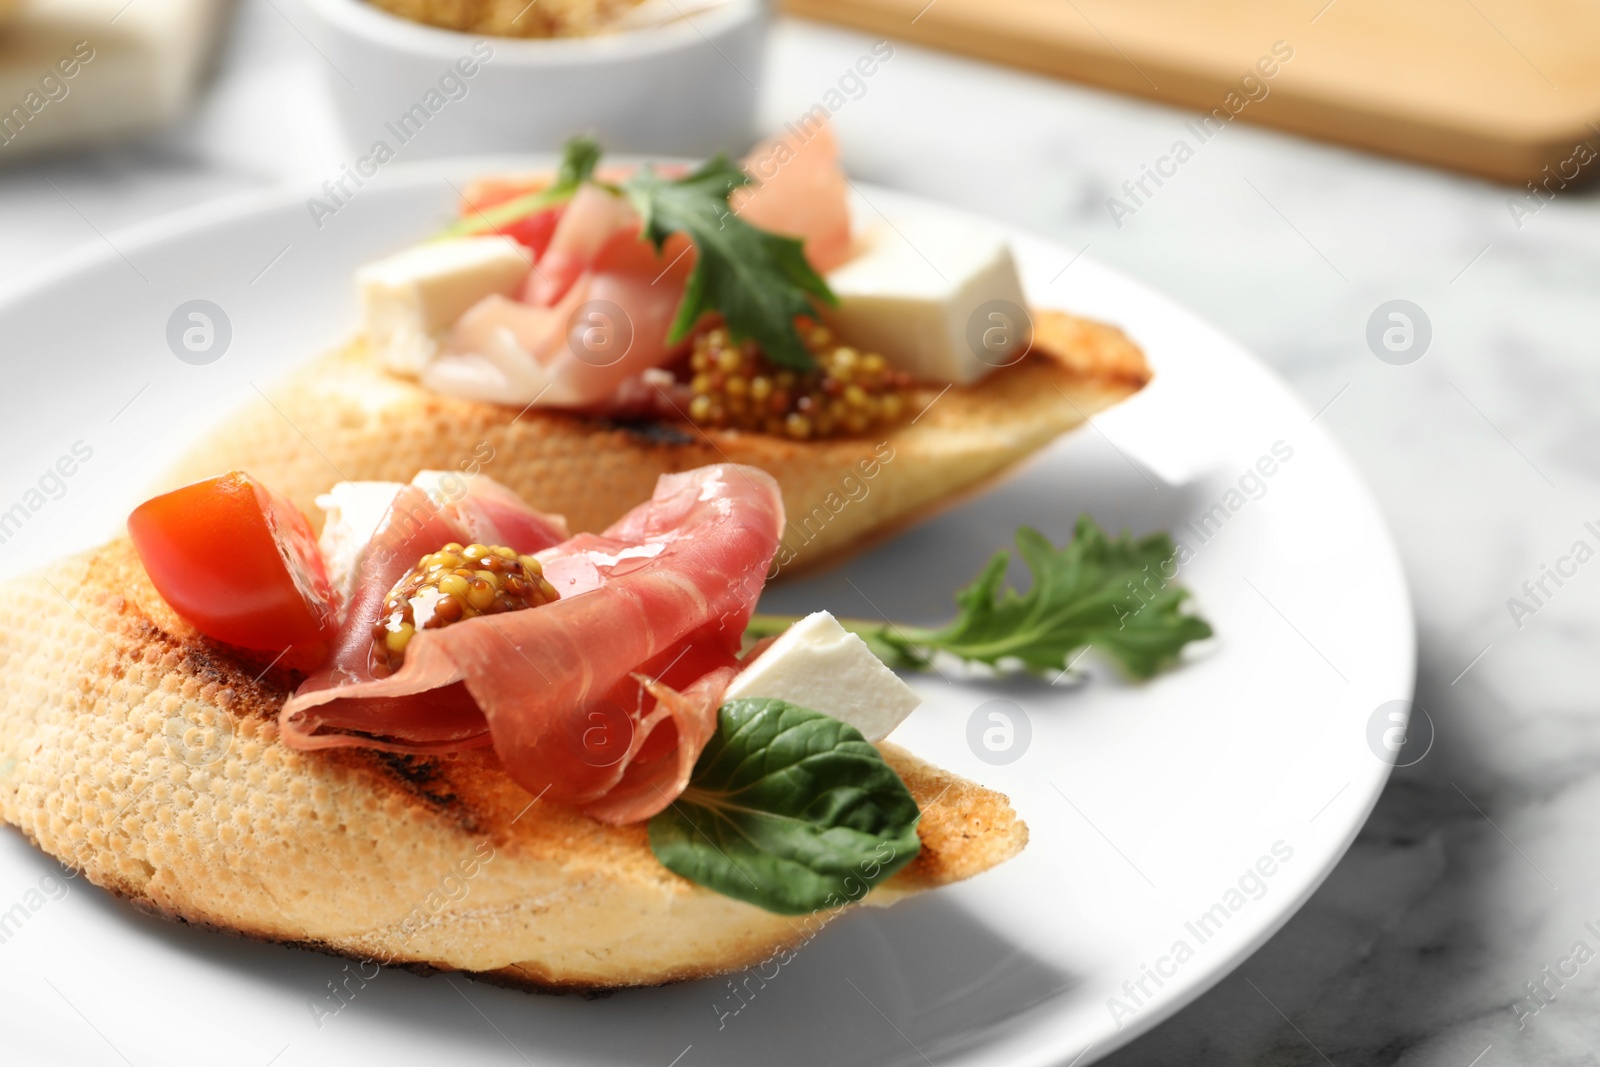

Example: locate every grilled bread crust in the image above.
[163,310,1149,573]
[0,539,1028,991]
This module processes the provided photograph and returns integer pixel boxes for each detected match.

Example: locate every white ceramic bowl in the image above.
[297,0,768,158]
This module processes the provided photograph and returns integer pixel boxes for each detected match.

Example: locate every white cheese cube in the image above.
[724,611,921,742]
[316,481,405,607]
[357,236,532,376]
[821,214,1031,385]
[0,0,225,160]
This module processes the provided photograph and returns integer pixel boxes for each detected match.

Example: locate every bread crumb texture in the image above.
[367,0,644,38]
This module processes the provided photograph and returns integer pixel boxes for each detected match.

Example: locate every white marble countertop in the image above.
[4,6,1597,1065]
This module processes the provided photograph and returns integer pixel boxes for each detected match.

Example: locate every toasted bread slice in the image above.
[164,310,1148,573]
[0,539,1028,991]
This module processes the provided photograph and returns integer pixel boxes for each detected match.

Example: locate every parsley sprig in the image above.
[619,158,835,370]
[745,517,1213,681]
[441,137,835,371]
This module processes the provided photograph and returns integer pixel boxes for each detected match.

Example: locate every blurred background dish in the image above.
[363,0,645,39]
[359,0,745,39]
[298,0,765,158]
[0,0,226,161]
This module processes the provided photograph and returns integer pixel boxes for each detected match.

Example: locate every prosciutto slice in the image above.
[288,474,570,752]
[524,183,645,308]
[734,123,853,274]
[428,225,696,409]
[423,125,853,411]
[280,464,784,824]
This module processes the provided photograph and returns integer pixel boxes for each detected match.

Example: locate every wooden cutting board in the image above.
[781,0,1600,187]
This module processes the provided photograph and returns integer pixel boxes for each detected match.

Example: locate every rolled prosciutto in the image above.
[280,464,784,824]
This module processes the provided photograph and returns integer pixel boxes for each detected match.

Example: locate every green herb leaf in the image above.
[745,516,1213,681]
[648,698,921,915]
[621,158,835,371]
[441,135,601,239]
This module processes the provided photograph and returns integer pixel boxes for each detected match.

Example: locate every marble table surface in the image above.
[3,6,1598,1065]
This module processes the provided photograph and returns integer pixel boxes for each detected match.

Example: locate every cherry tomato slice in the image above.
[459,178,565,257]
[128,472,337,654]
[499,208,563,257]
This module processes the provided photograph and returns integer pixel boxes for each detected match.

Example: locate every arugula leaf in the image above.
[621,158,835,371]
[648,698,921,915]
[441,135,601,239]
[746,516,1213,681]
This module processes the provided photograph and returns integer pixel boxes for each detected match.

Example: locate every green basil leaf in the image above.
[649,698,921,915]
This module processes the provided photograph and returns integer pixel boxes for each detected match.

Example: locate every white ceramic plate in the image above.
[0,161,1414,1067]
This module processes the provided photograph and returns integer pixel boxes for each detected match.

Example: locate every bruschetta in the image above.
[164,126,1150,573]
[0,464,1026,990]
